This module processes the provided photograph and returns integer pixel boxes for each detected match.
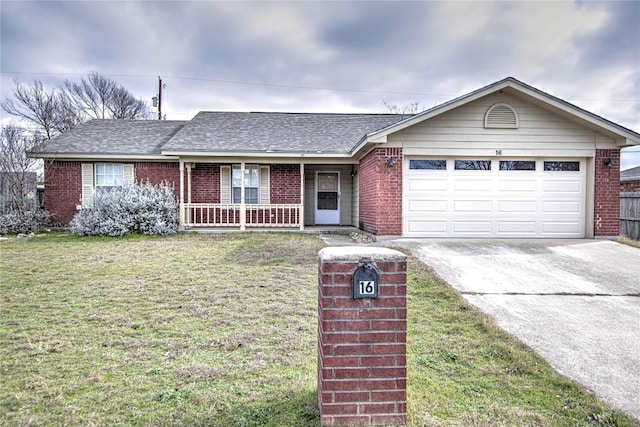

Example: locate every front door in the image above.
[315,172,340,224]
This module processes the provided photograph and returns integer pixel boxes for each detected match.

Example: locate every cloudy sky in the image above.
[1,0,639,168]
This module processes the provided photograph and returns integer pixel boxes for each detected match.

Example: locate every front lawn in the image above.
[0,233,633,426]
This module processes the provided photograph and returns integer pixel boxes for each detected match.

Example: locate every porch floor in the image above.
[183,225,359,235]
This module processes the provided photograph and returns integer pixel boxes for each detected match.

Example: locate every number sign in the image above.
[352,263,379,299]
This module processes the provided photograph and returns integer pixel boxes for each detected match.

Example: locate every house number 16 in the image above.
[496,149,503,156]
[358,281,375,295]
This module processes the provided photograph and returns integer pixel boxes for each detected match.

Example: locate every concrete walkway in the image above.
[386,239,640,422]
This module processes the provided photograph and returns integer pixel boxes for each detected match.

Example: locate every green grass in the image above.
[0,232,634,426]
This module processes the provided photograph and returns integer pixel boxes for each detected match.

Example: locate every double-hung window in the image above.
[221,164,269,205]
[81,163,134,207]
[232,165,259,204]
[95,163,124,192]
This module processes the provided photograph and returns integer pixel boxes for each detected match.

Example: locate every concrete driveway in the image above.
[388,238,640,422]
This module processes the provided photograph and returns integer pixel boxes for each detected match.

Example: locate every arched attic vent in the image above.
[484,103,519,129]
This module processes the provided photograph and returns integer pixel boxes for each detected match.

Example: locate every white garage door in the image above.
[403,158,586,238]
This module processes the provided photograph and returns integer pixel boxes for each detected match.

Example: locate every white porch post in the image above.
[299,162,305,230]
[186,163,192,225]
[179,159,185,230]
[240,161,246,231]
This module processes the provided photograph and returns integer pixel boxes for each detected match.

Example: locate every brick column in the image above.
[318,247,407,426]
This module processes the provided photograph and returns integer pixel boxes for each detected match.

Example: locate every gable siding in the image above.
[386,93,617,156]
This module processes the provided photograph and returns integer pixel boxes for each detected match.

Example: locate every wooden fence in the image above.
[620,192,640,240]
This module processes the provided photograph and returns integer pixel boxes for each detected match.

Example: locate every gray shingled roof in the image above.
[621,165,640,181]
[162,112,406,154]
[38,119,186,156]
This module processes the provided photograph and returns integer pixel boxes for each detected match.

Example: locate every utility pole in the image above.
[157,76,162,120]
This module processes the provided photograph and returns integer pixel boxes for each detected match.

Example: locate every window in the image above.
[455,160,491,170]
[499,161,536,171]
[409,159,446,170]
[232,165,259,204]
[95,163,124,191]
[544,161,580,172]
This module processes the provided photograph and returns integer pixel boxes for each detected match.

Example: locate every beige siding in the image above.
[304,165,354,225]
[386,93,617,156]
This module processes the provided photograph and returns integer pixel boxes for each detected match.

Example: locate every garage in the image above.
[403,158,586,238]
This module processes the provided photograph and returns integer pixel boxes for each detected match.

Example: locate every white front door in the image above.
[315,172,340,225]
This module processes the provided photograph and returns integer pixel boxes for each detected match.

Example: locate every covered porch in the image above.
[178,160,358,231]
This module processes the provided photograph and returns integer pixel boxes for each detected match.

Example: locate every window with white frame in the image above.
[95,163,124,191]
[232,164,259,204]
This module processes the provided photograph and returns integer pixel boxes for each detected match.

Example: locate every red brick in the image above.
[323,309,359,320]
[334,391,370,403]
[323,332,360,343]
[360,355,396,367]
[360,402,397,414]
[323,356,359,367]
[334,344,371,356]
[322,380,359,391]
[322,403,358,415]
[360,379,398,390]
[322,392,333,403]
[359,308,396,319]
[331,415,371,425]
[334,320,371,331]
[372,320,407,331]
[371,367,406,378]
[359,332,397,343]
[334,367,370,379]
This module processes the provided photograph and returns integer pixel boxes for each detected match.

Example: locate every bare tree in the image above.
[2,73,151,140]
[0,125,43,211]
[1,79,60,140]
[62,72,150,120]
[383,100,423,117]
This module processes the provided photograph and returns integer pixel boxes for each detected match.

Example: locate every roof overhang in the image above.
[31,153,179,161]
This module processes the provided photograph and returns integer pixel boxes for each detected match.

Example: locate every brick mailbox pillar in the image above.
[318,247,407,426]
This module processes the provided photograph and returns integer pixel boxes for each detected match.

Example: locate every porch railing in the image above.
[183,203,303,229]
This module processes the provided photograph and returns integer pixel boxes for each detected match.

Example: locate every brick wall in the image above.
[135,162,180,189]
[594,149,620,236]
[44,161,181,226]
[44,161,82,225]
[318,247,407,426]
[621,180,640,192]
[270,164,301,203]
[190,164,220,203]
[358,148,403,236]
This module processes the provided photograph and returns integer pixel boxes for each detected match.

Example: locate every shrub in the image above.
[70,182,179,237]
[0,208,50,234]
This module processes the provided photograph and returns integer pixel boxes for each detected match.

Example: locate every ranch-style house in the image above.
[37,77,640,239]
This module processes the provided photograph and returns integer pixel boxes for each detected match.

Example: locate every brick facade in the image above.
[270,164,301,204]
[318,247,407,426]
[44,161,82,226]
[621,180,640,192]
[190,163,220,203]
[358,148,403,236]
[594,149,620,237]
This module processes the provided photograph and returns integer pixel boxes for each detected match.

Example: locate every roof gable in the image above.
[363,77,640,149]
